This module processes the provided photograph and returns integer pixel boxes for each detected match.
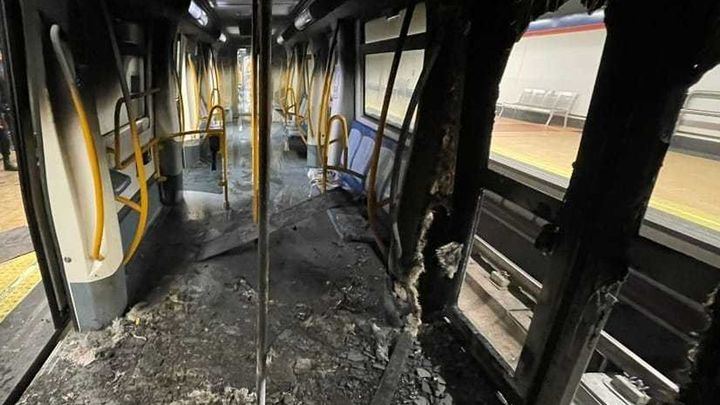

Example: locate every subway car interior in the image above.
[0,0,719,404]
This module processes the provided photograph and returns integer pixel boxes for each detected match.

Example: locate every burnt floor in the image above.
[17,122,501,404]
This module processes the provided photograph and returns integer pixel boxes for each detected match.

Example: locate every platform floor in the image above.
[0,157,40,326]
[0,155,53,403]
[491,118,720,233]
[0,156,27,233]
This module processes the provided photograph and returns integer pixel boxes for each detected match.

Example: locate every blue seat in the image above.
[339,120,397,198]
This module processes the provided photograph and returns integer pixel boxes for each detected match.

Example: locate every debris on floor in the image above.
[392,320,502,405]
[18,211,393,404]
[17,131,501,404]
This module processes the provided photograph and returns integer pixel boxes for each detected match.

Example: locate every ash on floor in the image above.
[17,123,500,404]
[393,320,503,405]
[18,208,398,405]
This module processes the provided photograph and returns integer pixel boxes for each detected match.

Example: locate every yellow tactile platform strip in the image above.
[0,252,41,323]
[491,118,720,233]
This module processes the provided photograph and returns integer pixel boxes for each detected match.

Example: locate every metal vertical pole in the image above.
[254,0,271,404]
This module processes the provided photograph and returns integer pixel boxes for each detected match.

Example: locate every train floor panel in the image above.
[491,118,720,235]
[17,121,500,404]
[18,195,500,404]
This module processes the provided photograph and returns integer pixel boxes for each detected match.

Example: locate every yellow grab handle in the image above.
[50,25,105,262]
[321,114,349,191]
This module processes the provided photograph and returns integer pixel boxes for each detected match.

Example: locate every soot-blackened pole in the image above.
[254,0,272,403]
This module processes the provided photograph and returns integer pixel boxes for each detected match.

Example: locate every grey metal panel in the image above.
[68,268,127,331]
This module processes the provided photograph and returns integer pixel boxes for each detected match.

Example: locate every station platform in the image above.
[0,155,54,404]
[0,157,40,325]
[490,118,720,235]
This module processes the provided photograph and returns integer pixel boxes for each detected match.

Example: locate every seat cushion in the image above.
[339,120,398,197]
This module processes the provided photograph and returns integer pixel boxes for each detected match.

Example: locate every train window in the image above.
[491,9,606,194]
[360,4,426,128]
[458,192,544,371]
[97,55,146,135]
[363,50,424,127]
[363,3,426,44]
[639,65,720,255]
[459,6,720,390]
[237,48,251,117]
[458,9,608,373]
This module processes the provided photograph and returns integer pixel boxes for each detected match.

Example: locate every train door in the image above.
[0,1,72,403]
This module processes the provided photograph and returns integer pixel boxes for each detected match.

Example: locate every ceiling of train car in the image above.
[209,0,301,18]
[203,0,301,45]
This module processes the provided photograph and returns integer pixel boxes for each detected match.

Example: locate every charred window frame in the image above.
[386,1,720,404]
[357,5,427,131]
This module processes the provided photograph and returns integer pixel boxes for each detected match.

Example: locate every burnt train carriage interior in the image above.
[0,0,719,404]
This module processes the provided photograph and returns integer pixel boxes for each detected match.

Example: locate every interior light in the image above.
[188,1,209,27]
[294,8,313,31]
[226,26,240,35]
[219,33,227,43]
[276,35,285,45]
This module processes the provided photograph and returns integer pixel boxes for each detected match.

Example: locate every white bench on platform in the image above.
[498,88,578,127]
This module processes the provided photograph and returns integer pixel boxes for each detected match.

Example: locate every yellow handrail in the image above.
[50,25,105,262]
[252,43,260,223]
[328,114,349,169]
[210,88,221,109]
[115,196,141,213]
[112,88,160,170]
[316,60,333,190]
[122,109,150,265]
[101,0,150,266]
[315,27,342,192]
[367,3,415,257]
[322,114,349,191]
[163,105,229,209]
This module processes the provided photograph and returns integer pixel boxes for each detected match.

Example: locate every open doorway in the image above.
[0,2,69,402]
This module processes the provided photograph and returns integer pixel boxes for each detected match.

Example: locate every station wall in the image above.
[498,26,720,119]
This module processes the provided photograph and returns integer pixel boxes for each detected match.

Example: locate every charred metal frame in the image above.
[391,0,720,404]
[253,0,272,403]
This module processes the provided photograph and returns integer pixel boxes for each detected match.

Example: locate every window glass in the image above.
[364,3,426,44]
[363,50,424,127]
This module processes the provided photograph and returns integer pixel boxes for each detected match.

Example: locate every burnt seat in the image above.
[339,120,397,202]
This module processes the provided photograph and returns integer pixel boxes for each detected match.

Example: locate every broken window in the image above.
[457,191,545,371]
[639,63,720,253]
[491,9,606,194]
[456,9,608,374]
